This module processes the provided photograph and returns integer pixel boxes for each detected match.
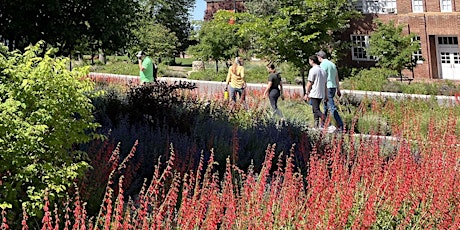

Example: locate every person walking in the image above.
[225,57,246,102]
[263,63,285,123]
[304,55,328,128]
[316,50,344,131]
[137,51,155,84]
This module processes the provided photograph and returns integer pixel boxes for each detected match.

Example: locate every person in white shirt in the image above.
[303,55,328,128]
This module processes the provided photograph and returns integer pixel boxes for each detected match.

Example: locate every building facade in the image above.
[204,0,245,21]
[204,0,460,80]
[342,0,460,80]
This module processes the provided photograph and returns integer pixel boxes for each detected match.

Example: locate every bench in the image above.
[388,76,414,84]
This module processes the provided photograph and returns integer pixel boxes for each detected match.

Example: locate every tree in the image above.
[237,0,358,93]
[187,11,244,72]
[129,22,178,62]
[138,0,194,59]
[84,0,139,60]
[367,19,421,78]
[245,0,282,16]
[0,42,99,220]
[0,0,139,57]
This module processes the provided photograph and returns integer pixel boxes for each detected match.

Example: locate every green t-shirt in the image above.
[140,56,154,83]
[320,59,338,88]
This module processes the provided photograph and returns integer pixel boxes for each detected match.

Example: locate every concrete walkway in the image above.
[89,72,458,106]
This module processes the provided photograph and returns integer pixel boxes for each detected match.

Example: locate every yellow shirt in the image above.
[226,66,245,88]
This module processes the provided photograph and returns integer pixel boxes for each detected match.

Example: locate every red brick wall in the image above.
[426,0,441,12]
[342,0,460,80]
[397,0,412,14]
[204,0,245,21]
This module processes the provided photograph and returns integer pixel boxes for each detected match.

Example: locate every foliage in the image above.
[0,42,99,217]
[237,0,358,68]
[129,23,178,62]
[367,19,421,77]
[341,68,395,91]
[4,73,460,228]
[187,11,244,72]
[0,0,138,56]
[356,114,391,135]
[188,68,229,81]
[245,0,282,16]
[153,0,195,56]
[85,0,139,56]
[5,115,460,229]
[341,67,460,96]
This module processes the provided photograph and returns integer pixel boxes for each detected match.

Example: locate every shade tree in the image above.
[367,19,421,78]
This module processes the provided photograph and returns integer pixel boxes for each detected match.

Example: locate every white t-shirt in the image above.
[307,65,327,99]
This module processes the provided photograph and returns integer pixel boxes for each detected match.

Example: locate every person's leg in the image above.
[268,89,278,110]
[323,88,332,117]
[229,86,237,102]
[326,88,344,129]
[269,89,284,119]
[235,88,243,101]
[311,98,324,128]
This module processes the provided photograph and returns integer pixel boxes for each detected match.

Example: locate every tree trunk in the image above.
[215,60,219,73]
[300,68,306,95]
[69,53,72,71]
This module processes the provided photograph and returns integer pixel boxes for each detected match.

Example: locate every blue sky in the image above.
[191,0,206,21]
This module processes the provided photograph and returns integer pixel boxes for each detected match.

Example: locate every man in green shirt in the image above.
[316,50,344,131]
[137,51,155,84]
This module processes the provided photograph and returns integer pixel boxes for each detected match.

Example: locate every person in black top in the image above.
[263,63,285,122]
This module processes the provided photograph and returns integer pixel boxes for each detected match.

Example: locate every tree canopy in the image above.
[187,11,245,72]
[239,0,358,68]
[0,0,139,56]
[367,19,421,77]
[153,0,195,57]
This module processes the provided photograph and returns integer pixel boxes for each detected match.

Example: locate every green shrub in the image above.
[436,80,459,96]
[382,81,403,93]
[0,41,99,217]
[342,68,396,91]
[357,114,391,135]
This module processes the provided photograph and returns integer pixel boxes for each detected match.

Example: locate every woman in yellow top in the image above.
[225,57,246,102]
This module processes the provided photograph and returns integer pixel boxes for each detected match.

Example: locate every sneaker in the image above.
[326,126,336,133]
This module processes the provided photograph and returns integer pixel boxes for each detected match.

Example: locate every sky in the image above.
[191,0,206,21]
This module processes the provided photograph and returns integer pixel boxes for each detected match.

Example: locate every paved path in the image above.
[89,72,458,106]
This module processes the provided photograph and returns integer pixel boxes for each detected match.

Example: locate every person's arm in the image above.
[335,72,341,97]
[240,66,245,89]
[279,81,285,100]
[225,69,231,89]
[324,82,328,102]
[263,81,272,98]
[304,81,312,101]
[138,58,144,71]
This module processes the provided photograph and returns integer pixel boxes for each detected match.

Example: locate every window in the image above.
[438,36,458,45]
[440,0,452,12]
[412,36,423,64]
[353,0,397,14]
[351,35,375,61]
[412,0,423,12]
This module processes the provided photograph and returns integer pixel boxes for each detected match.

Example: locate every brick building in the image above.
[204,0,460,80]
[204,0,245,21]
[342,0,460,80]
